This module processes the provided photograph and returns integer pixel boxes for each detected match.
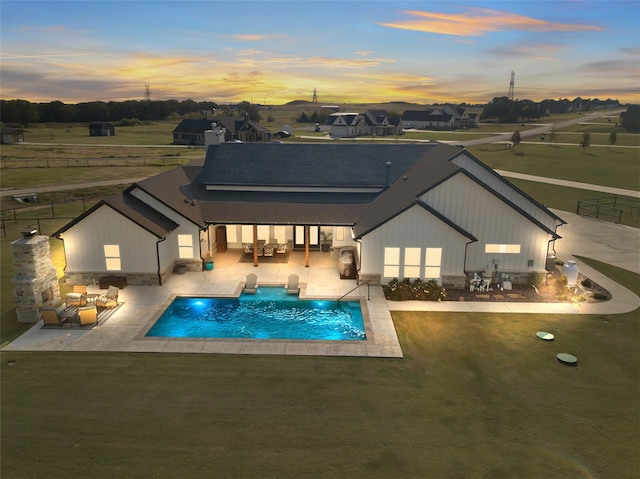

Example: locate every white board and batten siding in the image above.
[360,204,468,282]
[63,204,158,274]
[452,153,562,230]
[129,187,203,264]
[420,173,551,271]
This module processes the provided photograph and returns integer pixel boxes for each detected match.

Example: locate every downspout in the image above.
[462,239,477,274]
[156,236,167,286]
[354,236,363,285]
[52,233,68,277]
[200,225,209,270]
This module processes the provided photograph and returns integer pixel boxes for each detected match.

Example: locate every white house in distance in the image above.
[327,112,365,138]
[53,140,565,288]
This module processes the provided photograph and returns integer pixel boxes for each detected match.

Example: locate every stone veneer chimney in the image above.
[11,230,61,323]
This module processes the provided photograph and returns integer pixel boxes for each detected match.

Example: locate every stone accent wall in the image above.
[11,234,61,323]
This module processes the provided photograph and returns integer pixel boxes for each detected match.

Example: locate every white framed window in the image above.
[336,227,344,241]
[485,244,521,254]
[424,247,442,279]
[241,225,253,243]
[273,225,286,243]
[404,247,421,278]
[383,247,400,278]
[178,234,193,259]
[257,225,270,242]
[226,225,237,243]
[104,244,121,271]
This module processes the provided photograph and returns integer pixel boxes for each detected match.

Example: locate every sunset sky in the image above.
[1,1,639,105]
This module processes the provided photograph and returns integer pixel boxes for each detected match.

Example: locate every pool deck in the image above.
[4,247,639,359]
[4,250,403,358]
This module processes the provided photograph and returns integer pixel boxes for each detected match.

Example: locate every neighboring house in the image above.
[327,113,365,138]
[401,106,479,130]
[1,127,26,144]
[89,122,115,136]
[362,110,400,136]
[173,117,271,145]
[53,140,565,288]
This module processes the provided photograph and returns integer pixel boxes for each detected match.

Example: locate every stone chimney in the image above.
[11,230,61,323]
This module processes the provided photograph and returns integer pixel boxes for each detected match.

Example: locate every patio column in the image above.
[253,224,258,267]
[304,225,310,268]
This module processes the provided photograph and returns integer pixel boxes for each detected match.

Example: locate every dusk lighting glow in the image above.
[2,1,638,105]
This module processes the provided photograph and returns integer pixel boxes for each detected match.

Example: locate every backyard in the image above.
[1,110,638,478]
[1,257,638,478]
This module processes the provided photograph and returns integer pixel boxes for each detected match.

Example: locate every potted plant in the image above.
[320,231,333,252]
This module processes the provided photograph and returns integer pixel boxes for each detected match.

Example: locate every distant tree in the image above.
[236,101,261,122]
[1,99,39,126]
[297,111,309,123]
[547,125,557,145]
[510,130,521,148]
[75,101,109,122]
[620,105,640,133]
[608,130,617,150]
[579,132,591,153]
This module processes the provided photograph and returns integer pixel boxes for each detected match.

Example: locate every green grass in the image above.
[469,143,640,191]
[1,260,638,478]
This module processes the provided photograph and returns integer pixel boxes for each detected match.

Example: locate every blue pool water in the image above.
[146,287,366,341]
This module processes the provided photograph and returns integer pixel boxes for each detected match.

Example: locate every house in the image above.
[401,106,479,130]
[89,122,115,136]
[173,117,272,145]
[1,127,26,144]
[362,110,400,136]
[327,113,365,138]
[52,140,565,289]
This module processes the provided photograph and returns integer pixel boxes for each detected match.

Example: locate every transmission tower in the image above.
[508,71,515,101]
[144,83,151,101]
[312,87,318,103]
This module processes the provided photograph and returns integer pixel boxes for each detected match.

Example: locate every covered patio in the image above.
[6,249,403,358]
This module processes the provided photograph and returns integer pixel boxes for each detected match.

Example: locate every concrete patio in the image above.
[4,249,403,358]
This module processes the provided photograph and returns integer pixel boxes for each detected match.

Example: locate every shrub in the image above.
[593,292,611,301]
[383,278,446,301]
[555,275,568,294]
[529,272,546,285]
[581,278,593,288]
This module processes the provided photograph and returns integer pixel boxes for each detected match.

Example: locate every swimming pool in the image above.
[145,287,366,341]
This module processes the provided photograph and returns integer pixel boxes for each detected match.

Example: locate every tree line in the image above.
[0,99,264,127]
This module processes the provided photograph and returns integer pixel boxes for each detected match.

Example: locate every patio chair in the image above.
[96,285,119,308]
[244,273,258,294]
[66,285,88,307]
[469,273,482,291]
[77,305,98,327]
[276,243,288,254]
[263,245,274,257]
[40,307,67,327]
[286,274,300,295]
[242,243,253,254]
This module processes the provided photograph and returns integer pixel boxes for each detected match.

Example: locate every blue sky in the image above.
[1,0,639,104]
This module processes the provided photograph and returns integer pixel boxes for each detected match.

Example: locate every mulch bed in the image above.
[446,266,611,303]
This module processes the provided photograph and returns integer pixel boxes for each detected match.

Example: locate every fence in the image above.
[0,198,96,237]
[0,157,189,169]
[576,196,640,224]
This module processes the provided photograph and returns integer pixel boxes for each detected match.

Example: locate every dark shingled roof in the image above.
[172,119,215,134]
[196,143,438,188]
[52,192,178,238]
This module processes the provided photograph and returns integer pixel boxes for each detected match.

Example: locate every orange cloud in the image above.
[379,8,604,36]
[230,34,286,41]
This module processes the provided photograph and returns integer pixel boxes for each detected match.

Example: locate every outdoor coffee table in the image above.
[61,307,79,324]
[86,293,99,304]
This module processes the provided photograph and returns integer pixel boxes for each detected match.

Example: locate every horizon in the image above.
[1,1,639,105]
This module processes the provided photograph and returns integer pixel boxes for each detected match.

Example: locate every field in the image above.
[1,107,639,478]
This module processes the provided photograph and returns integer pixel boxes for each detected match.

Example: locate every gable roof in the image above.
[172,119,214,134]
[52,192,178,239]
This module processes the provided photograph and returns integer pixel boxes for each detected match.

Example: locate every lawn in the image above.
[469,143,640,192]
[1,258,638,478]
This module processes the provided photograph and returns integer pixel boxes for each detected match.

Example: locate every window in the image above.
[404,247,421,278]
[383,247,400,278]
[336,227,344,241]
[226,225,237,243]
[424,247,442,279]
[485,244,521,254]
[241,225,254,243]
[104,244,121,271]
[257,225,269,242]
[178,235,193,259]
[273,226,286,244]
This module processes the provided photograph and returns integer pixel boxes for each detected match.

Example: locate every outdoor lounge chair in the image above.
[96,285,119,308]
[244,273,258,294]
[263,245,274,257]
[40,307,67,327]
[286,274,300,295]
[66,285,88,307]
[77,305,98,326]
[276,243,288,254]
